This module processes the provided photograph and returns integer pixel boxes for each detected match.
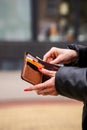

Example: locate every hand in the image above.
[24,68,58,96]
[43,47,78,64]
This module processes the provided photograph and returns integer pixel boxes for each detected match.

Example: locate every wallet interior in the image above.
[27,62,39,71]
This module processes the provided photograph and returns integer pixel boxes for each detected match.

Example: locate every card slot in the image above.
[27,62,39,71]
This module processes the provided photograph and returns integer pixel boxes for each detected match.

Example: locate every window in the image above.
[37,0,75,42]
[0,0,32,41]
[37,0,87,42]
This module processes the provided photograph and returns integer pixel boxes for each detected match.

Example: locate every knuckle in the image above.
[51,47,56,51]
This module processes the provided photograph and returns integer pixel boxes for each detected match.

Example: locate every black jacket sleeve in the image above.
[55,67,87,102]
[55,44,87,102]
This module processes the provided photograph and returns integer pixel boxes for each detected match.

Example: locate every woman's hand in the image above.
[43,47,78,64]
[24,68,58,96]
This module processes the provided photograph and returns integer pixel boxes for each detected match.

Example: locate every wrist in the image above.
[67,44,79,65]
[71,50,78,63]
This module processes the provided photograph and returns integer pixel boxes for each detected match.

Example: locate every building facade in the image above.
[0,0,87,70]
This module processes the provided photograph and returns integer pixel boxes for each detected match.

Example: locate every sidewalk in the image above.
[0,103,82,130]
[0,71,82,130]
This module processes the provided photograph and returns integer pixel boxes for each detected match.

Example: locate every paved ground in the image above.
[0,70,83,130]
[0,103,82,130]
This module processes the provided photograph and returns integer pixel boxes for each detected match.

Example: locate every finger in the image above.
[37,87,54,94]
[43,48,57,62]
[50,91,58,96]
[37,86,58,95]
[43,51,52,62]
[38,68,56,77]
[24,82,47,92]
[37,90,58,96]
[43,56,53,63]
[50,56,63,64]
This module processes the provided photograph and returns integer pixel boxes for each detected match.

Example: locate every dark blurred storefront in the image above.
[37,0,87,42]
[0,0,87,70]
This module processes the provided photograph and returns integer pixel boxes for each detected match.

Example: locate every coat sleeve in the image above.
[68,44,87,67]
[55,66,87,102]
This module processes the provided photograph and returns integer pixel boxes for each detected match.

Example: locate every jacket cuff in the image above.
[68,44,87,67]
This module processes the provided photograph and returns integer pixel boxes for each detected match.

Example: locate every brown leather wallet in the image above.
[21,52,61,85]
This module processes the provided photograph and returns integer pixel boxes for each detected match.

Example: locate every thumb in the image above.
[50,56,63,64]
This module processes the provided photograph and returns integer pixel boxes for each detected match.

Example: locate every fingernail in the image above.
[24,88,29,91]
[38,66,42,71]
[33,59,35,62]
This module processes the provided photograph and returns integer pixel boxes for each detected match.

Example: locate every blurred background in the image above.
[0,0,86,130]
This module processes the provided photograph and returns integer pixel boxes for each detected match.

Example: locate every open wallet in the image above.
[21,52,62,85]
